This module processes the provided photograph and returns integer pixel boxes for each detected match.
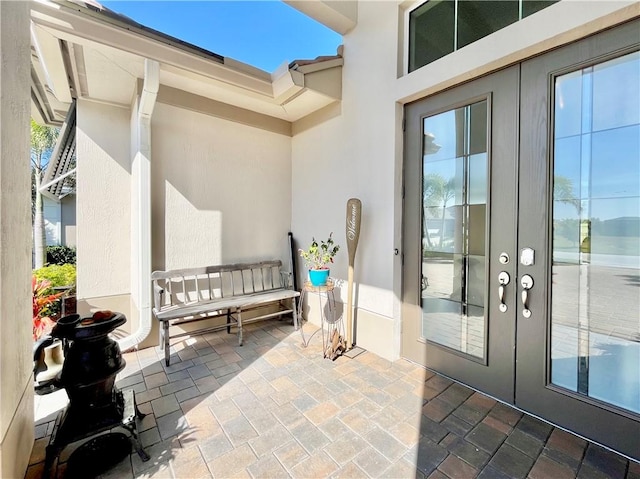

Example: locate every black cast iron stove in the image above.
[43,312,149,477]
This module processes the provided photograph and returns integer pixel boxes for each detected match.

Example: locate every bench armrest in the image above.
[152,281,165,311]
[280,271,294,290]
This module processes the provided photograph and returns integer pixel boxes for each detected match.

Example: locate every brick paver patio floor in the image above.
[26,320,639,479]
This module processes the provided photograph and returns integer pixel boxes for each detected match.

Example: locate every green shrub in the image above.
[46,245,76,265]
[33,263,76,294]
[580,236,591,253]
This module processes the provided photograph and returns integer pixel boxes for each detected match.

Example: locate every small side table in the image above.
[299,280,346,359]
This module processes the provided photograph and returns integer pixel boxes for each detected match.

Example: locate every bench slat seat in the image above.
[154,289,298,321]
[151,260,299,366]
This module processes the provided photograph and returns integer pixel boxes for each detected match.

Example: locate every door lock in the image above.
[521,274,534,318]
[520,248,535,266]
[498,271,510,313]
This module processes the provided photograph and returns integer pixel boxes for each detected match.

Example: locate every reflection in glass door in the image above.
[405,22,639,457]
[422,101,488,360]
[550,51,640,414]
[403,65,518,402]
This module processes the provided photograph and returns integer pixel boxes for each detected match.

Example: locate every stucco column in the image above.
[0,2,36,477]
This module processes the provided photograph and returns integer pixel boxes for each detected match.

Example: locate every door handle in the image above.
[498,271,510,312]
[521,274,534,318]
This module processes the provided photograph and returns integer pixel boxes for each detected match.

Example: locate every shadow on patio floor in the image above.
[25,319,639,479]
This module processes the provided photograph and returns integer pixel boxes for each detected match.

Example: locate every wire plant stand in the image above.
[298,279,346,359]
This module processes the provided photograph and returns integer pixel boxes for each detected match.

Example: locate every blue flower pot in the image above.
[309,269,330,286]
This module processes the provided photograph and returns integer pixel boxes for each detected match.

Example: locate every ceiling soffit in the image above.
[284,1,357,35]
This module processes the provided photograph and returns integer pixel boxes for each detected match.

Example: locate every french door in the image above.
[402,20,639,459]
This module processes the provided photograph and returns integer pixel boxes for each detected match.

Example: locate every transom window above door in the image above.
[408,0,558,73]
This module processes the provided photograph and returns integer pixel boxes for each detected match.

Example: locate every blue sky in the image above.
[99,1,342,72]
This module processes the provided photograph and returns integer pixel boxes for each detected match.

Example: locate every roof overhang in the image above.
[40,100,76,201]
[284,1,358,35]
[30,0,343,127]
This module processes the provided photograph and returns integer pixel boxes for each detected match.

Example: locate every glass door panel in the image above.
[517,20,640,459]
[551,51,640,415]
[405,20,639,459]
[403,65,518,403]
[422,101,488,360]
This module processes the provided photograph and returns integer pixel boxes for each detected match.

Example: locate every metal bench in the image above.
[151,260,299,366]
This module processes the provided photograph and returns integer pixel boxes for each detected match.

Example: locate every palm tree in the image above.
[554,175,581,213]
[31,119,59,269]
[553,175,585,251]
[424,172,455,247]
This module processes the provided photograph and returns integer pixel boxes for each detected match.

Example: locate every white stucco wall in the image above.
[291,0,639,361]
[0,2,35,477]
[43,195,76,247]
[73,95,293,348]
[61,195,76,247]
[151,102,292,270]
[43,196,61,245]
[292,1,402,360]
[76,101,132,302]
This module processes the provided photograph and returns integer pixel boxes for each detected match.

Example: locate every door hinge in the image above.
[402,117,406,132]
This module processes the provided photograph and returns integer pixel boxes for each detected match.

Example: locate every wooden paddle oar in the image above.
[345,198,361,350]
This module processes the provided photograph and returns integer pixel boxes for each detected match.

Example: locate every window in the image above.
[409,0,558,72]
